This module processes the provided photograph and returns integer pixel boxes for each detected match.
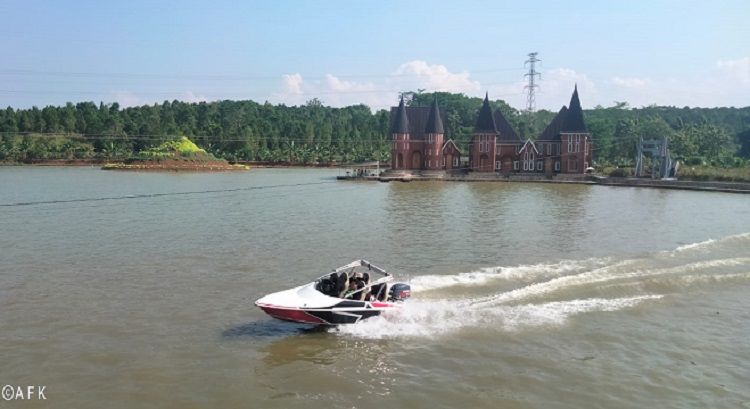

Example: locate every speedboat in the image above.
[255,260,411,325]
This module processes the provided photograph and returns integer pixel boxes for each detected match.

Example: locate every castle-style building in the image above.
[389,86,592,174]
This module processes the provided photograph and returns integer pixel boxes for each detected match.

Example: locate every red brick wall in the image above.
[560,133,591,173]
[391,132,409,169]
[424,133,444,170]
[470,133,496,172]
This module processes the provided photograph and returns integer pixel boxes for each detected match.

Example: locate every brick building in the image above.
[390,86,592,174]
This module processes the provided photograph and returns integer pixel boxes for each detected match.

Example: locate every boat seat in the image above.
[337,272,349,298]
[326,273,338,296]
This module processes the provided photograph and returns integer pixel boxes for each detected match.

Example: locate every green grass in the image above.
[678,166,750,182]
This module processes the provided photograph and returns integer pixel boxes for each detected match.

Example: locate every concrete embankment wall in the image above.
[358,171,750,194]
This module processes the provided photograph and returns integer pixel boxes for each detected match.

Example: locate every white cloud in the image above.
[180,91,208,103]
[716,57,750,84]
[611,76,650,88]
[272,61,482,109]
[111,91,142,107]
[109,90,208,107]
[531,68,596,109]
[283,73,304,94]
[392,60,480,94]
[269,57,750,111]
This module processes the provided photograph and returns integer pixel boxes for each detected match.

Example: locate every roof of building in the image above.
[518,139,540,154]
[493,109,522,143]
[561,85,587,133]
[391,97,410,134]
[538,106,569,141]
[442,139,461,154]
[425,96,444,134]
[389,105,447,140]
[474,93,498,133]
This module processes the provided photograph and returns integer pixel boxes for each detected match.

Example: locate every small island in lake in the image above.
[102,137,249,171]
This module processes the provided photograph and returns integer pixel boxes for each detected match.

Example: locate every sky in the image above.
[1,0,748,111]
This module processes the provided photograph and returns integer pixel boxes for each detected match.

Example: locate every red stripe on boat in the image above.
[258,305,326,324]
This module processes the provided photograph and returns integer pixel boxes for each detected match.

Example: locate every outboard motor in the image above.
[388,283,411,302]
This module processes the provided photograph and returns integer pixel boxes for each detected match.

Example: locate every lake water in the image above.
[1,167,749,408]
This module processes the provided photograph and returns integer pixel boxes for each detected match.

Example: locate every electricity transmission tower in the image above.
[524,52,541,115]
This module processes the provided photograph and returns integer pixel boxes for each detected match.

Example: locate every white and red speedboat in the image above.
[255,260,411,325]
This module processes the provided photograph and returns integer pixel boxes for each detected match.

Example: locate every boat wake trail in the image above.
[336,232,750,339]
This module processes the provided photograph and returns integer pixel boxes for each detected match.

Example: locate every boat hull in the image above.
[256,300,398,325]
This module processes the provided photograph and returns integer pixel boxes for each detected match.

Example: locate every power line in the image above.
[0,180,337,208]
[0,81,525,98]
[0,67,524,82]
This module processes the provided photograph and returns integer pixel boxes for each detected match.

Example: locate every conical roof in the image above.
[474,92,498,133]
[391,96,409,134]
[538,106,568,141]
[493,109,521,142]
[561,85,587,133]
[425,96,444,134]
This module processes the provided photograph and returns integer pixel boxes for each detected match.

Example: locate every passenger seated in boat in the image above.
[343,280,359,299]
[345,278,368,300]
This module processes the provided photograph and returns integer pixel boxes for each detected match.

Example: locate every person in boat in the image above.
[343,280,359,299]
[344,274,369,300]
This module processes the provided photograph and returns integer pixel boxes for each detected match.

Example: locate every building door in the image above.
[411,151,422,169]
[502,157,512,174]
[444,154,452,170]
[396,153,403,169]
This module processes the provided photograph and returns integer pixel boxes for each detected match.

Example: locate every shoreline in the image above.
[0,159,337,169]
[3,160,749,193]
[339,172,750,194]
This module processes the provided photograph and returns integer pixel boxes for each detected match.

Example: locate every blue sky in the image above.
[1,0,748,110]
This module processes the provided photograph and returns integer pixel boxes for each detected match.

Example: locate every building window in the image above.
[428,160,431,167]
[537,161,543,171]
[495,160,501,170]
[513,161,519,170]
[454,157,459,167]
[575,135,581,153]
[554,161,560,171]
[547,144,551,156]
[567,137,573,153]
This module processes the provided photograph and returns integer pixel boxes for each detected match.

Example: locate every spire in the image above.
[493,109,521,142]
[561,84,587,133]
[474,92,497,133]
[538,106,568,141]
[391,96,409,134]
[425,95,444,134]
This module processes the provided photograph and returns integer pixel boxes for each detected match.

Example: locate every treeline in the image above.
[406,92,750,167]
[0,98,390,163]
[1,93,749,167]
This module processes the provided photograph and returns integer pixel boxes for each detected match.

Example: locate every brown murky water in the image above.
[1,167,749,408]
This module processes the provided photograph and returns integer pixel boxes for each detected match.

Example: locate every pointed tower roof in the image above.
[425,96,444,134]
[474,92,498,133]
[493,109,521,143]
[538,106,568,141]
[561,85,587,133]
[391,97,410,134]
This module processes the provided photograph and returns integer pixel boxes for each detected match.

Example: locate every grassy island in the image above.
[102,137,249,171]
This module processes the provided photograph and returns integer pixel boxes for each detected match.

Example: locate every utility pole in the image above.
[524,52,541,133]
